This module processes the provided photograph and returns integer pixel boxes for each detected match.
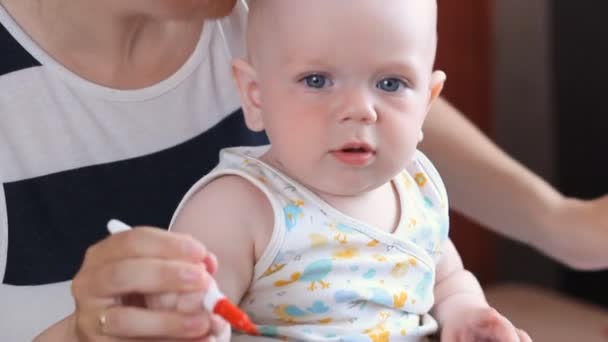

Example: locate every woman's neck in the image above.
[1,0,205,89]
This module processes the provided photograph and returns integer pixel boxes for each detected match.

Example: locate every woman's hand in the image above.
[539,195,608,270]
[440,307,531,342]
[67,226,227,341]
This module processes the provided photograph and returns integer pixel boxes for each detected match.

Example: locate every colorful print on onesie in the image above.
[179,146,449,341]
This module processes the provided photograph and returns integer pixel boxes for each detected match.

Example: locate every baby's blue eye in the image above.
[377,78,405,92]
[303,74,329,89]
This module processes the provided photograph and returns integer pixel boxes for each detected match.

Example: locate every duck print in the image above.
[367,239,380,247]
[333,247,359,260]
[273,300,331,323]
[414,173,427,187]
[262,263,287,278]
[393,291,408,309]
[274,304,306,323]
[274,259,332,291]
[390,258,418,278]
[372,254,388,262]
[363,312,391,342]
[284,200,305,231]
[309,233,329,248]
[328,222,357,244]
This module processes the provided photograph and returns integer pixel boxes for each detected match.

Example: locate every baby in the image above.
[170,0,531,340]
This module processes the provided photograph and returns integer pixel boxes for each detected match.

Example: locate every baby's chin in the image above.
[307,179,387,199]
[260,152,388,197]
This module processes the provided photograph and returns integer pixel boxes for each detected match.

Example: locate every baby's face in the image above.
[238,0,444,196]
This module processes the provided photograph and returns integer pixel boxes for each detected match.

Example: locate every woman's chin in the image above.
[196,0,239,19]
[126,0,238,20]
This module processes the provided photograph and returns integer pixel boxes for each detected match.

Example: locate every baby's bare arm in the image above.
[432,240,531,341]
[432,239,487,324]
[171,175,274,306]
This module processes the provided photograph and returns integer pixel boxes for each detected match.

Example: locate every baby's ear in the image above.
[232,58,265,132]
[427,70,446,110]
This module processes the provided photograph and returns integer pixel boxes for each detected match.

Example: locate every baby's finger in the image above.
[473,309,522,341]
[468,323,519,341]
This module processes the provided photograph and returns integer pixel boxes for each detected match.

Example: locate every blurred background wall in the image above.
[436,0,607,308]
[493,0,559,287]
[494,0,608,307]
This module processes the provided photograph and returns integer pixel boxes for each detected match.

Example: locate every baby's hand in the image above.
[441,307,532,342]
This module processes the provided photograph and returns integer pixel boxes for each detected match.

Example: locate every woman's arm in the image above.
[422,97,608,270]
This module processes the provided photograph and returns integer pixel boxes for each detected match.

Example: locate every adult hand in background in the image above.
[539,195,608,270]
[423,98,608,271]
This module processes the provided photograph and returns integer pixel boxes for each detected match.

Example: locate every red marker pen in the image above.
[107,219,259,335]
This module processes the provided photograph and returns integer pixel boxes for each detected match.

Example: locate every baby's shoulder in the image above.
[170,173,276,266]
[184,174,274,228]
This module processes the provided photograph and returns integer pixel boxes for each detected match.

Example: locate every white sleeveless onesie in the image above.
[172,146,450,341]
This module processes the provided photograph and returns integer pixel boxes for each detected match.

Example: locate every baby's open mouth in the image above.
[341,146,370,153]
[337,142,375,154]
[331,143,376,166]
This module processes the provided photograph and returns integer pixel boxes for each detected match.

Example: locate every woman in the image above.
[0,0,606,340]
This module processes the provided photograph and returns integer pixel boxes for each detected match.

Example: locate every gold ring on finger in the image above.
[98,310,107,332]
